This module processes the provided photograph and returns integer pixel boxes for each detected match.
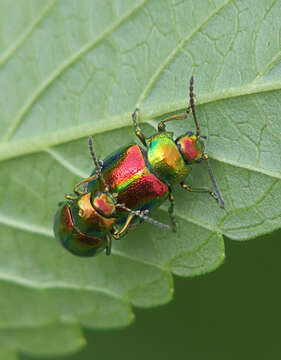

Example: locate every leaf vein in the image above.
[0,0,57,66]
[136,0,233,106]
[45,148,88,178]
[4,0,148,141]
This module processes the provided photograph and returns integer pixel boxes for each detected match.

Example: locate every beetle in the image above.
[54,138,170,257]
[86,76,224,232]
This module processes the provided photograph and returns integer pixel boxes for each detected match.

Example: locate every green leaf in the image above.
[0,323,85,357]
[0,348,18,360]
[0,0,280,357]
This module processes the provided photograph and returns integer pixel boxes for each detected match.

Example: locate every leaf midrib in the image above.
[1,82,281,180]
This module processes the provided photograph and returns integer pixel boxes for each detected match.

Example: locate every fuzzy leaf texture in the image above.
[0,0,280,357]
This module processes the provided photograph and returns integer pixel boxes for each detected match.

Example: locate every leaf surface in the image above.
[0,0,280,357]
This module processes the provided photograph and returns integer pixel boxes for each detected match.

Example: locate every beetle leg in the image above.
[64,194,77,201]
[158,110,191,132]
[112,213,135,240]
[73,173,100,195]
[106,234,112,255]
[180,181,219,202]
[168,187,177,232]
[158,76,201,134]
[132,108,147,147]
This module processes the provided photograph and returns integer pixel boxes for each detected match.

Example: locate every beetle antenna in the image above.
[203,154,225,208]
[116,203,172,231]
[88,136,110,192]
[189,76,200,136]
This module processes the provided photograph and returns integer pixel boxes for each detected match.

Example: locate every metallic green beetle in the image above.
[87,76,224,232]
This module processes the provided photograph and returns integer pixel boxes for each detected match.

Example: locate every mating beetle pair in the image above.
[54,76,224,257]
[54,137,170,257]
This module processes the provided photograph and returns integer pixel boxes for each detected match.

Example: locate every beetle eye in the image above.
[187,131,193,136]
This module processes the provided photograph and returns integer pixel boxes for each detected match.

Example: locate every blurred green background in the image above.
[22,227,280,360]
